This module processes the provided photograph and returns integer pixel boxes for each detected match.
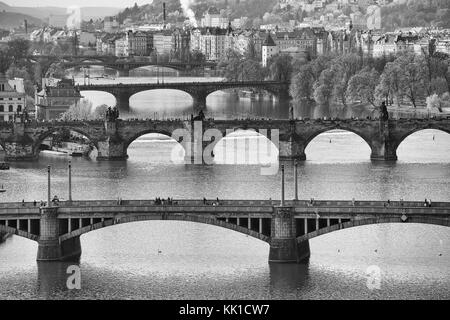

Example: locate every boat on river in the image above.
[0,162,10,170]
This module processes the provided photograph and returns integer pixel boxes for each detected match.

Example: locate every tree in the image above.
[329,53,363,108]
[190,49,206,64]
[395,53,428,108]
[348,68,380,107]
[313,68,335,106]
[7,39,30,61]
[93,104,109,120]
[0,48,12,73]
[376,61,403,106]
[268,54,293,82]
[60,99,93,121]
[46,63,66,79]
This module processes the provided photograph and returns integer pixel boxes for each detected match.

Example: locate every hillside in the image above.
[0,11,43,28]
[0,2,121,22]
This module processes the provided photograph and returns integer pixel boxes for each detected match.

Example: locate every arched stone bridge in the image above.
[0,200,448,262]
[28,55,217,77]
[77,80,291,111]
[0,118,449,162]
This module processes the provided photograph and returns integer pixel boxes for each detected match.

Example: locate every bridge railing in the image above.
[1,200,449,210]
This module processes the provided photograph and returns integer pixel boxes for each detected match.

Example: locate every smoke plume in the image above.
[180,0,198,27]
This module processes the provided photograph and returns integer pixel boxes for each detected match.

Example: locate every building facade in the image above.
[0,74,26,122]
[35,79,82,121]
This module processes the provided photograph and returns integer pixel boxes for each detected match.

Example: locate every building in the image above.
[128,31,148,56]
[190,27,231,62]
[262,33,279,67]
[153,30,174,56]
[115,34,129,57]
[172,29,191,62]
[104,17,120,33]
[0,74,27,122]
[35,79,83,121]
[200,7,228,28]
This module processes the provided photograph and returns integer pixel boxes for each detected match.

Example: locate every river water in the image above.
[0,72,449,300]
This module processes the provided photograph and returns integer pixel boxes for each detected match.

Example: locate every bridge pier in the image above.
[269,206,310,263]
[117,69,130,77]
[114,92,131,111]
[370,120,398,161]
[97,137,128,161]
[3,141,38,161]
[191,91,208,111]
[278,138,306,161]
[37,207,81,261]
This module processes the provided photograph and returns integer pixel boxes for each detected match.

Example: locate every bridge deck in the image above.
[1,200,449,219]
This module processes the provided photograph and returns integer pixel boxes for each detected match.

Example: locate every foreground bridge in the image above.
[78,81,290,110]
[0,118,449,162]
[0,199,448,262]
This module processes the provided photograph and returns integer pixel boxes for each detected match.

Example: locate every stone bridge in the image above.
[0,199,448,262]
[0,118,449,162]
[28,55,217,77]
[77,81,291,111]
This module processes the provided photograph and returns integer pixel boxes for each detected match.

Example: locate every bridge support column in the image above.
[269,207,310,263]
[370,120,397,161]
[278,138,306,161]
[97,137,127,161]
[114,92,132,111]
[191,91,208,111]
[37,207,81,261]
[97,120,128,161]
[117,69,130,77]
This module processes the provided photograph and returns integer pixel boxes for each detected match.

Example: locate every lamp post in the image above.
[294,160,298,201]
[68,161,72,202]
[47,165,51,207]
[281,165,285,207]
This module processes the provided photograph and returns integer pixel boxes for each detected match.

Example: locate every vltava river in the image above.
[0,70,449,299]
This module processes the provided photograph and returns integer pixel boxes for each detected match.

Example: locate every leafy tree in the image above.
[348,68,380,107]
[268,54,292,82]
[7,39,30,62]
[313,68,335,106]
[60,99,93,121]
[93,104,109,120]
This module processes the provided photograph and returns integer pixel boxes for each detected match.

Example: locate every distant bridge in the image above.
[0,118,449,161]
[28,55,217,76]
[78,80,290,110]
[1,199,448,262]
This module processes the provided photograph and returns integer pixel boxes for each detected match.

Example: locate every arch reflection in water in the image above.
[305,130,371,163]
[397,129,450,163]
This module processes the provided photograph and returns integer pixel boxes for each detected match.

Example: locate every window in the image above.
[17,105,22,112]
[8,105,13,112]
[0,105,3,112]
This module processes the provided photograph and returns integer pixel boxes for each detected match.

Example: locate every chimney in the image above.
[24,19,28,34]
[163,2,166,27]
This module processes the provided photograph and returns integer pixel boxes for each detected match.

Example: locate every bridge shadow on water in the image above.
[268,261,311,294]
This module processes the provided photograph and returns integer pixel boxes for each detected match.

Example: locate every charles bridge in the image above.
[1,199,449,262]
[0,117,449,162]
[77,80,291,110]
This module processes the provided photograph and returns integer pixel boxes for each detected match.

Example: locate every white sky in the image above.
[2,0,153,7]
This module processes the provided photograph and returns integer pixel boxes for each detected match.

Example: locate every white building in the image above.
[262,33,279,67]
[0,74,26,122]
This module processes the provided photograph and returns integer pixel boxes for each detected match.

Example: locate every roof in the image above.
[262,33,276,46]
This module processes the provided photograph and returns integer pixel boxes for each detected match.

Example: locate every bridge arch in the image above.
[213,129,280,165]
[33,126,99,155]
[0,224,38,242]
[302,127,373,160]
[296,217,450,244]
[59,215,270,244]
[129,89,194,107]
[393,126,450,152]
